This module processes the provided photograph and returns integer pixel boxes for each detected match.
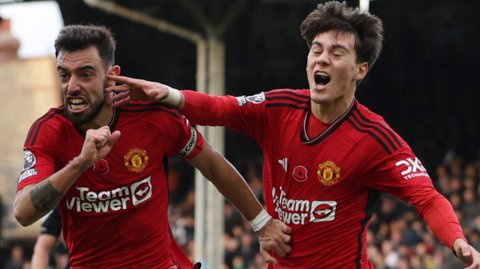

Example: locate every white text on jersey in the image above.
[66,176,153,213]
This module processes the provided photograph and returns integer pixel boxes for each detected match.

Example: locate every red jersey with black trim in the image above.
[18,101,203,269]
[181,89,464,269]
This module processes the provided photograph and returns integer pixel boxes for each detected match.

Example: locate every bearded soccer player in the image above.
[13,25,292,269]
[107,1,480,268]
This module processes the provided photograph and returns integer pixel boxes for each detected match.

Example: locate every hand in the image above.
[453,238,480,268]
[78,126,121,166]
[257,219,292,264]
[105,75,170,107]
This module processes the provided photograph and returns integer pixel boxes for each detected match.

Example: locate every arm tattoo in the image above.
[30,178,64,212]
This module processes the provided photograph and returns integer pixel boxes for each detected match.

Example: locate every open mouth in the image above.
[315,71,331,87]
[67,97,89,112]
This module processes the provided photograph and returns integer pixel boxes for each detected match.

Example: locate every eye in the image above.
[83,73,92,78]
[310,45,322,55]
[59,73,69,81]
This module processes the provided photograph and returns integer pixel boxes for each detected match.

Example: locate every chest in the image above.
[262,118,377,199]
[59,124,171,216]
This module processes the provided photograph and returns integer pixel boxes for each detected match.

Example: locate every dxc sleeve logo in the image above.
[395,157,428,180]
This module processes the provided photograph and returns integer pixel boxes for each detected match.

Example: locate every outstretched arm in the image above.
[411,187,480,268]
[187,140,292,264]
[105,75,185,108]
[14,127,121,226]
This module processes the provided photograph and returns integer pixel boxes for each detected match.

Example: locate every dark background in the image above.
[54,0,480,172]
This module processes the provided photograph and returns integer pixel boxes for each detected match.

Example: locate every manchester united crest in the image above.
[124,148,149,173]
[317,161,341,186]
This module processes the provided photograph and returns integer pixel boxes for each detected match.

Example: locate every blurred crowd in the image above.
[1,148,480,269]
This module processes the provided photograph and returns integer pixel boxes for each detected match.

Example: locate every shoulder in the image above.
[250,88,311,111]
[265,88,310,103]
[345,100,408,155]
[25,106,69,147]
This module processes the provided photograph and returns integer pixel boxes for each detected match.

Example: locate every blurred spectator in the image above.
[231,256,245,269]
[4,245,26,269]
[381,240,399,268]
[462,188,477,226]
[238,232,257,265]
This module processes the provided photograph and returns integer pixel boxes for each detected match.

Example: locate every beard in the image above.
[64,79,108,126]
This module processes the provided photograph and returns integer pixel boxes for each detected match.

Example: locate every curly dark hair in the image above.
[300,1,383,68]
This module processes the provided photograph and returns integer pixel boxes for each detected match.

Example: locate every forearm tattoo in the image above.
[30,178,64,212]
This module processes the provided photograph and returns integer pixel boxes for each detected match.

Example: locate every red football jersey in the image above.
[181,89,463,268]
[18,101,203,269]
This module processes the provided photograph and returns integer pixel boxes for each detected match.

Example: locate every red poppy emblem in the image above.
[93,159,109,175]
[293,166,308,182]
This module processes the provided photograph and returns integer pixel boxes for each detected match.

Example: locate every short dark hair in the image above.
[54,25,116,68]
[300,1,383,68]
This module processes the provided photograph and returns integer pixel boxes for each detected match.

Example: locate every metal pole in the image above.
[193,40,208,265]
[205,36,225,269]
[359,0,370,12]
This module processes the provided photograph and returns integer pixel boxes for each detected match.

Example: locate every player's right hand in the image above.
[105,75,170,107]
[257,219,292,264]
[78,126,121,166]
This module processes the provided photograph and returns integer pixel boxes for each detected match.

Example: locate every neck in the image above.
[81,105,114,130]
[311,95,354,123]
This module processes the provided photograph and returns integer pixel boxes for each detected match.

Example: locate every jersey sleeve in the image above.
[18,117,61,191]
[365,147,465,250]
[364,148,433,201]
[181,90,269,139]
[158,106,204,159]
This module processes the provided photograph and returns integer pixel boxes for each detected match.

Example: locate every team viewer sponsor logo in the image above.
[66,176,153,213]
[272,186,337,225]
[395,157,429,180]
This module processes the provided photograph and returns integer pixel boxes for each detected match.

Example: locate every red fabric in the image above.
[18,102,200,268]
[409,186,466,250]
[180,88,466,268]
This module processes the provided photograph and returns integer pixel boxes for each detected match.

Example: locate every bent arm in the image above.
[31,233,57,269]
[178,90,235,127]
[186,140,262,221]
[15,127,120,226]
[14,157,91,226]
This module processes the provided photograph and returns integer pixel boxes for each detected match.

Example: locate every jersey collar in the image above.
[301,99,357,145]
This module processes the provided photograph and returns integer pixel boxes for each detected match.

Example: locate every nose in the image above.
[66,75,81,93]
[316,52,330,66]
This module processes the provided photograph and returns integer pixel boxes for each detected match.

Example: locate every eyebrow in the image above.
[57,65,96,72]
[312,41,350,53]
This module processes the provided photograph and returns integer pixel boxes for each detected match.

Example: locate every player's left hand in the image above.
[257,219,292,264]
[453,238,480,268]
[105,75,170,107]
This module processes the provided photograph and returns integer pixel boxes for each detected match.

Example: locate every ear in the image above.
[354,62,368,82]
[107,65,121,86]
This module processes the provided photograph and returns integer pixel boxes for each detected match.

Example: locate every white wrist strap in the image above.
[160,86,181,106]
[249,209,272,232]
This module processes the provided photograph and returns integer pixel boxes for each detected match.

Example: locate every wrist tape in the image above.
[249,209,272,232]
[161,86,181,106]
